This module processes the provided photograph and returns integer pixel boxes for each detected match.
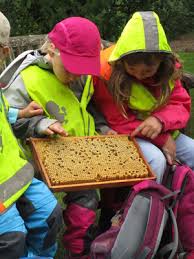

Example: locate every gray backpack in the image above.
[91,180,179,259]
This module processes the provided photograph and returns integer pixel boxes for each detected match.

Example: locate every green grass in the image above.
[179,52,194,73]
[178,52,194,138]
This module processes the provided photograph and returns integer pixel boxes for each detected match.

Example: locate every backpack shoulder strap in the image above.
[0,50,35,88]
[157,208,179,259]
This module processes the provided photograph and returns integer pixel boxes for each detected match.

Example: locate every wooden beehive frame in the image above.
[30,135,156,191]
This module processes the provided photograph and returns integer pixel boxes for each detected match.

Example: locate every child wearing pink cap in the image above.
[2,17,113,258]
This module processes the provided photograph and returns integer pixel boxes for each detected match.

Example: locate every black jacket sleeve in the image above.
[12,115,47,139]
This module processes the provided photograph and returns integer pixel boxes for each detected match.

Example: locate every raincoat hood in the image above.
[109,11,172,62]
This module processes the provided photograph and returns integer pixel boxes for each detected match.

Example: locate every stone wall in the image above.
[171,39,194,52]
[3,34,194,69]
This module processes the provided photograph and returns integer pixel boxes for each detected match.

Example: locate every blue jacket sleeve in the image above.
[8,107,19,124]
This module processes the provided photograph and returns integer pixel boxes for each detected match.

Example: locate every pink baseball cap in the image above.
[48,17,101,76]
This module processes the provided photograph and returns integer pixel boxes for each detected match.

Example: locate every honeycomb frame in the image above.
[30,135,156,191]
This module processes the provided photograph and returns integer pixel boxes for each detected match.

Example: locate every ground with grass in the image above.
[179,52,194,138]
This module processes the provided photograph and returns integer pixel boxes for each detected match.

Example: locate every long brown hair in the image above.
[108,52,179,113]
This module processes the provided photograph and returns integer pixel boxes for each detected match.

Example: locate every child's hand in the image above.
[162,135,176,165]
[131,116,163,139]
[43,122,68,137]
[18,101,43,118]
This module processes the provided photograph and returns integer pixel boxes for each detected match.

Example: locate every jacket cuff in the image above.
[97,125,112,135]
[8,107,19,124]
[35,118,58,135]
[152,114,165,130]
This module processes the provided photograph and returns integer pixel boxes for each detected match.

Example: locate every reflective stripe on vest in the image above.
[140,11,159,51]
[21,66,96,136]
[0,91,34,212]
[0,162,33,211]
